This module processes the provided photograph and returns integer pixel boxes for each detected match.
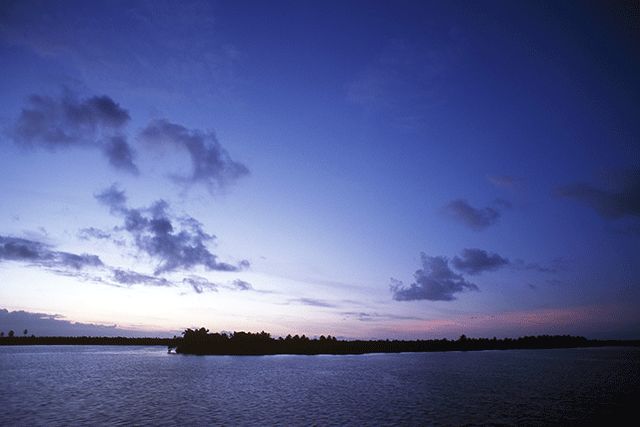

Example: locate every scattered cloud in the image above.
[9,88,137,173]
[488,175,528,193]
[390,253,479,301]
[451,248,509,275]
[552,167,640,219]
[93,184,249,274]
[439,199,500,230]
[137,119,249,193]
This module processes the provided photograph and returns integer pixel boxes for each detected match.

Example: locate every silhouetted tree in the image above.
[24,329,28,337]
[8,330,14,337]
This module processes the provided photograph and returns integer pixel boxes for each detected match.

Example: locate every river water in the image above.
[1,345,638,426]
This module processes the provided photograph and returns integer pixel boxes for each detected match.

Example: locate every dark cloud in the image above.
[93,185,249,274]
[10,88,136,173]
[0,235,103,270]
[390,253,479,302]
[488,175,528,193]
[552,167,640,219]
[137,119,249,192]
[439,199,500,230]
[451,248,509,275]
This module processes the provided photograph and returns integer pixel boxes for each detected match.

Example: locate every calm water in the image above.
[1,346,638,426]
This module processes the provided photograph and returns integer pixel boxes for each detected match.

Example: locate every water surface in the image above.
[1,346,638,426]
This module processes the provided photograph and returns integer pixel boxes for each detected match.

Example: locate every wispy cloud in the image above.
[289,298,336,308]
[93,184,249,274]
[112,269,172,287]
[488,175,528,193]
[390,253,479,302]
[552,167,640,219]
[137,119,249,193]
[438,199,501,230]
[183,276,219,294]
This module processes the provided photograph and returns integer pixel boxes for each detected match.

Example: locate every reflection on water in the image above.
[1,346,638,426]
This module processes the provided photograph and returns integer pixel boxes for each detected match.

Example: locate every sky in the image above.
[1,0,638,340]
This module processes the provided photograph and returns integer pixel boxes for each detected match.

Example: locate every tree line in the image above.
[169,328,640,355]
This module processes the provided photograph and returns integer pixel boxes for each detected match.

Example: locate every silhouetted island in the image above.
[168,328,640,355]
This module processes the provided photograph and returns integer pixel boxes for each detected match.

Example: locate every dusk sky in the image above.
[1,0,638,340]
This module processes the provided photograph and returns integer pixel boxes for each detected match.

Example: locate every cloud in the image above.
[94,184,127,213]
[451,248,509,275]
[94,185,249,274]
[112,269,171,287]
[341,311,423,322]
[493,198,513,210]
[137,119,249,192]
[390,253,479,301]
[552,167,640,219]
[9,88,136,173]
[78,227,113,241]
[512,259,559,274]
[231,279,253,291]
[0,235,103,270]
[439,199,500,230]
[183,276,219,294]
[488,175,528,193]
[290,298,336,308]
[104,136,139,174]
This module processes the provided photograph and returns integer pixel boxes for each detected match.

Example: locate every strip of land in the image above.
[2,329,638,355]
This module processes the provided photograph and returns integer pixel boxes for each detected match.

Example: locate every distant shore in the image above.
[0,336,174,346]
[2,332,639,355]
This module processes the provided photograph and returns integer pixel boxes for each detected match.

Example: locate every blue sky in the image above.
[1,0,638,339]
